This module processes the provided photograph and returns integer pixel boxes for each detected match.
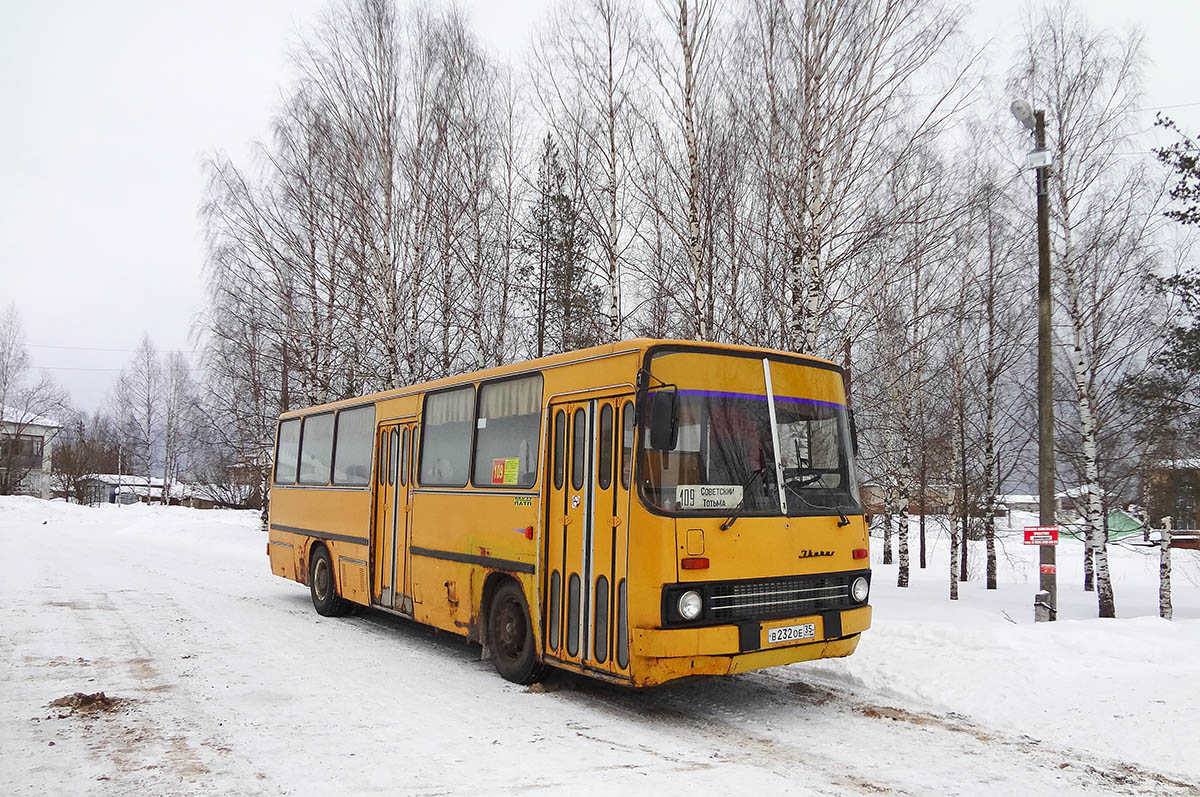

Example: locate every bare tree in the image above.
[162,352,198,503]
[490,67,530,366]
[51,411,120,503]
[0,305,69,496]
[112,335,163,501]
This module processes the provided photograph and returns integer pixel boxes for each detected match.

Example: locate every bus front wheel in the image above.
[488,581,543,684]
[309,545,349,617]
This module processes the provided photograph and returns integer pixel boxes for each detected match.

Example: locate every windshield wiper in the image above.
[784,487,855,527]
[720,466,768,531]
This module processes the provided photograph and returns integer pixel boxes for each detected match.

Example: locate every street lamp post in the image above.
[1011,99,1057,622]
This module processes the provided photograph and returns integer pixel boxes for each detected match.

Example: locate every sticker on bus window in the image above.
[676,485,743,510]
[492,457,520,485]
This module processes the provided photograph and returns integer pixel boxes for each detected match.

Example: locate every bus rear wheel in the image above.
[488,581,543,684]
[309,545,349,617]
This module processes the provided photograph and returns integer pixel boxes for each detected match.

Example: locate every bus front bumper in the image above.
[629,605,871,684]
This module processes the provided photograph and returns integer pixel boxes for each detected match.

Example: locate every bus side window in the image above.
[332,405,375,485]
[419,386,475,487]
[298,412,335,485]
[275,418,301,484]
[598,404,613,490]
[553,410,565,490]
[621,401,633,490]
[472,374,543,488]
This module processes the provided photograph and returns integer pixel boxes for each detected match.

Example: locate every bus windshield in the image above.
[639,352,860,517]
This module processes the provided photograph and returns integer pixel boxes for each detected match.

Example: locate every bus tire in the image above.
[309,545,349,617]
[488,580,543,684]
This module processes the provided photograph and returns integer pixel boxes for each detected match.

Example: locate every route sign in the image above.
[1024,526,1059,546]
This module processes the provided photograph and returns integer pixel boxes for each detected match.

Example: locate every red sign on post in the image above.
[1024,526,1059,546]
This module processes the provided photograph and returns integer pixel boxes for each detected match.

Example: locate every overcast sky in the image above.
[2,0,1196,413]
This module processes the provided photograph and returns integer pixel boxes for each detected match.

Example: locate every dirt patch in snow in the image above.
[47,692,127,714]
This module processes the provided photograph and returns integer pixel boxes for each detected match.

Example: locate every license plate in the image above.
[767,622,816,645]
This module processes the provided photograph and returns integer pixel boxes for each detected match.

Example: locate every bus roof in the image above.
[279,338,842,419]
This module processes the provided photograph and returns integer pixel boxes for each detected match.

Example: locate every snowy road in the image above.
[2,498,1197,795]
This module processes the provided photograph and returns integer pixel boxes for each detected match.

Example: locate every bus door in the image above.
[375,419,417,613]
[545,396,633,676]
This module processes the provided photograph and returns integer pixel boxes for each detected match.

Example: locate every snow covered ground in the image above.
[1,497,1197,795]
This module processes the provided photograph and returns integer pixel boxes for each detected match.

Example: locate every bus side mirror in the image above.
[848,409,859,456]
[648,391,678,451]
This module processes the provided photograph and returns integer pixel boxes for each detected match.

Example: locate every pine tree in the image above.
[520,133,602,357]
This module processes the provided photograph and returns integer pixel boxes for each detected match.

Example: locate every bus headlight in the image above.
[677,590,702,620]
[851,577,869,603]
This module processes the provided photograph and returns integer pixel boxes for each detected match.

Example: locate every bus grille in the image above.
[708,574,853,622]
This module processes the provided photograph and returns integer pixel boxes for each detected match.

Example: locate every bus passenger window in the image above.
[378,430,387,486]
[399,428,409,486]
[620,402,633,490]
[598,404,613,490]
[472,374,543,488]
[275,418,301,484]
[389,428,399,485]
[332,405,376,485]
[298,413,335,484]
[553,410,565,490]
[419,386,475,487]
[571,408,586,490]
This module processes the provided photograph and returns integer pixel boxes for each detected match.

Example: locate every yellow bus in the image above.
[267,339,871,687]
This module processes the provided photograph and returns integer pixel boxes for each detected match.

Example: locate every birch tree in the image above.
[966,166,1033,590]
[638,0,721,341]
[1011,0,1163,617]
[1159,516,1172,619]
[763,0,972,355]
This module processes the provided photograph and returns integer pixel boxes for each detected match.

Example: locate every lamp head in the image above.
[1010,99,1036,131]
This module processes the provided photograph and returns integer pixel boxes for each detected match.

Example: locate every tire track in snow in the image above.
[751,668,1198,795]
[16,580,271,794]
[522,665,1199,795]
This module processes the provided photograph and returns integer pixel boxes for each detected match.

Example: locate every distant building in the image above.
[1146,459,1200,530]
[860,482,959,515]
[76,474,219,509]
[998,494,1039,514]
[0,405,61,499]
[77,474,165,506]
[859,485,1099,520]
[996,490,1110,520]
